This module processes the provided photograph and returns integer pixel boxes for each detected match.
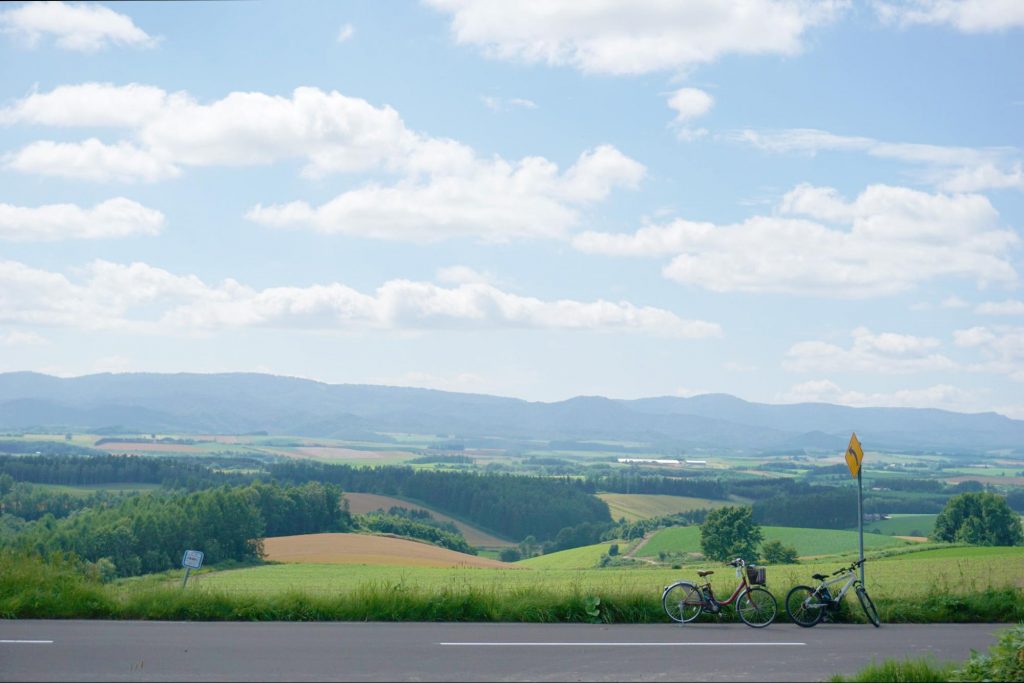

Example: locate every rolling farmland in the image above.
[596,493,732,522]
[261,533,515,569]
[343,492,514,547]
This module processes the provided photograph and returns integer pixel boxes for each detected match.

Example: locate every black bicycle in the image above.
[785,558,880,627]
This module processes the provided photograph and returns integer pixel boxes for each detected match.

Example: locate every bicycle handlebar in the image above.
[834,558,867,575]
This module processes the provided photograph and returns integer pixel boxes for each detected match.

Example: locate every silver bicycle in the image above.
[785,558,880,627]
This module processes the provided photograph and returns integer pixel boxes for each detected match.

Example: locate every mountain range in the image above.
[1,371,1021,455]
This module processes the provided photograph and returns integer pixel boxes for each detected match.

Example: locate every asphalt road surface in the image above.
[0,620,1004,682]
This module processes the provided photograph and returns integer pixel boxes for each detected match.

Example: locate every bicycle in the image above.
[785,558,880,627]
[662,557,778,628]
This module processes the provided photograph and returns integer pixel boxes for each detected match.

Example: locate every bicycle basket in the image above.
[746,566,766,585]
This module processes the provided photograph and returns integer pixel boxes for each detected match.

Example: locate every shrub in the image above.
[951,624,1024,682]
[761,539,798,564]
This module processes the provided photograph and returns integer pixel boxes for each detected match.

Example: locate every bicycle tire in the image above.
[662,582,703,623]
[736,587,777,628]
[785,585,824,627]
[855,585,880,627]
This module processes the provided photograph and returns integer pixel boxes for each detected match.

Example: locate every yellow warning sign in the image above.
[845,432,864,478]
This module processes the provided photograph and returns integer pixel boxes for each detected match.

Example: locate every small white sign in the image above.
[182,549,204,569]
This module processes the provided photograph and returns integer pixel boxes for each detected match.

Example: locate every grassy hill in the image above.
[343,492,514,548]
[261,533,516,569]
[637,525,914,559]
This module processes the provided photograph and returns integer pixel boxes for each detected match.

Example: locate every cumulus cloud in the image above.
[730,127,1024,193]
[573,183,1019,296]
[426,0,845,75]
[0,2,157,52]
[1,83,643,241]
[0,259,721,338]
[976,300,1024,315]
[0,198,164,241]
[784,327,955,373]
[875,0,1024,32]
[667,87,713,141]
[436,265,494,285]
[954,325,1024,380]
[777,378,976,410]
[247,144,644,242]
[481,95,537,111]
[0,330,49,347]
[5,139,178,182]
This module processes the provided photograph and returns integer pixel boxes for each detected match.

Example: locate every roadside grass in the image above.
[830,624,1024,682]
[3,549,1022,623]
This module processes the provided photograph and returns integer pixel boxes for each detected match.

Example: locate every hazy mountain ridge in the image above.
[1,371,1021,454]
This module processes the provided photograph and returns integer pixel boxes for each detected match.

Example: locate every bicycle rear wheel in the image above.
[737,587,777,628]
[662,582,703,623]
[855,585,880,627]
[785,585,824,627]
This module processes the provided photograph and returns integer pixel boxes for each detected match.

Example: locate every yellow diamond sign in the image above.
[845,432,864,478]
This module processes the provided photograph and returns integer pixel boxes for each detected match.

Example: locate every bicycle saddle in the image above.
[697,570,714,577]
[812,573,828,581]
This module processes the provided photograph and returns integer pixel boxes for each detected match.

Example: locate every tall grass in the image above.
[828,658,954,682]
[1,551,1021,623]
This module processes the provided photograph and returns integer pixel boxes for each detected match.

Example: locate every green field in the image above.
[597,494,731,522]
[637,525,913,559]
[862,514,937,537]
[518,541,624,569]
[187,545,1024,606]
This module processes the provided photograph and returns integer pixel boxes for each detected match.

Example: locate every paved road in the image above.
[0,620,1003,682]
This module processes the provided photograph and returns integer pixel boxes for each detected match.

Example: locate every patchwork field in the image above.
[290,447,416,464]
[343,492,514,548]
[262,533,516,569]
[596,493,732,522]
[862,514,937,537]
[637,525,914,559]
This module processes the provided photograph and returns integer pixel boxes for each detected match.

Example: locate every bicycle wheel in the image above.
[737,587,777,628]
[662,582,703,623]
[855,585,880,627]
[785,585,824,627]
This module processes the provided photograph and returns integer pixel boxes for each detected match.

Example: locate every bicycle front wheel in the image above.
[737,587,777,628]
[785,585,824,627]
[662,582,703,623]
[855,585,880,627]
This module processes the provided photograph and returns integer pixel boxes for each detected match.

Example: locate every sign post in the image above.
[181,549,204,588]
[845,433,865,587]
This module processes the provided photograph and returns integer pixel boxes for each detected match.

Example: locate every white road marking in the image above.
[440,642,805,647]
[0,640,54,644]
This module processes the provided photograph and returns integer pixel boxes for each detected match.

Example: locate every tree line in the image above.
[270,461,611,541]
[3,480,350,576]
[0,454,244,490]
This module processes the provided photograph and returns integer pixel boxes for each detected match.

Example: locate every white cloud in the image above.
[1,84,642,239]
[426,0,846,75]
[247,145,644,242]
[976,299,1024,315]
[0,83,172,127]
[0,2,157,52]
[954,325,1024,380]
[0,330,49,347]
[5,139,178,182]
[667,88,714,123]
[778,378,976,410]
[784,327,955,373]
[0,198,164,241]
[731,128,1024,193]
[573,183,1019,296]
[875,0,1024,32]
[0,259,721,339]
[337,22,355,42]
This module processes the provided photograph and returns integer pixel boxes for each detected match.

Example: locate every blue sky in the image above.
[1,1,1023,417]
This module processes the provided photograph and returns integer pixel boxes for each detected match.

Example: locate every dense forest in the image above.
[4,481,350,576]
[0,454,247,489]
[270,461,611,541]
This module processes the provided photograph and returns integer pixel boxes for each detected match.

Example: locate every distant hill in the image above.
[1,371,1022,455]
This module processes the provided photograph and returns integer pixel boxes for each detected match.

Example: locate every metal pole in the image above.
[857,468,865,587]
[182,566,191,589]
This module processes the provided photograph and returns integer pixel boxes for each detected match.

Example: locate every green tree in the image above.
[699,506,763,562]
[760,539,798,564]
[933,492,1023,546]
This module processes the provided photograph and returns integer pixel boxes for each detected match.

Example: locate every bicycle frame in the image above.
[808,571,858,608]
[699,568,752,608]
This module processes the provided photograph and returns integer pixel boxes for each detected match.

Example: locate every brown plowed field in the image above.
[262,533,519,569]
[343,492,514,548]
